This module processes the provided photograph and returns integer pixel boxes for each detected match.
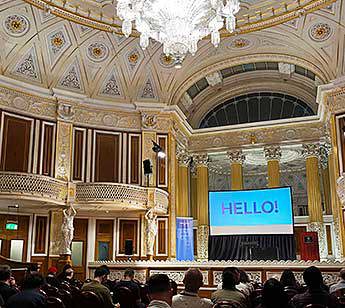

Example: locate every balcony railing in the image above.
[0,171,67,204]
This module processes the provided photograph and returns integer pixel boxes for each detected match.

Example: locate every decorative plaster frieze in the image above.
[227,150,246,164]
[264,145,282,161]
[302,143,320,159]
[192,153,208,167]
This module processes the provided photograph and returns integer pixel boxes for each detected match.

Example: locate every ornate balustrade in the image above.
[75,182,169,213]
[0,171,67,204]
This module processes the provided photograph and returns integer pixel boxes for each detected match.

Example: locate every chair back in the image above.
[57,289,73,308]
[47,296,66,308]
[213,301,241,308]
[117,286,137,308]
[304,305,327,308]
[79,291,103,308]
[42,284,59,297]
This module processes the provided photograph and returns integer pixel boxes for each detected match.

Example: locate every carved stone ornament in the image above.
[141,113,157,129]
[192,153,208,167]
[337,175,345,208]
[333,220,344,260]
[197,225,209,260]
[319,141,332,169]
[205,71,223,87]
[264,145,282,161]
[145,208,158,256]
[302,143,320,159]
[57,103,75,121]
[307,222,328,260]
[60,205,76,255]
[177,153,191,167]
[227,150,246,164]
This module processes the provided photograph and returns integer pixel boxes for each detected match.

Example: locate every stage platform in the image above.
[89,259,345,292]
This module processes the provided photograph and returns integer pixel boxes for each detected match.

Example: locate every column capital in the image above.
[227,150,245,164]
[177,153,191,167]
[264,145,282,161]
[319,141,332,169]
[192,153,209,167]
[302,143,320,160]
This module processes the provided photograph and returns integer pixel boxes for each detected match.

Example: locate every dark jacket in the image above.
[6,289,46,308]
[0,282,17,304]
[290,288,339,308]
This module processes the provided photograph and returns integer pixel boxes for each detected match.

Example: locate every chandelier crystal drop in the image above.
[117,0,240,60]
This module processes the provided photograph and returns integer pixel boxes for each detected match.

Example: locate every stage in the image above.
[89,259,345,294]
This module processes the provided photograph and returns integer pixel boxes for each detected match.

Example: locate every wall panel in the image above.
[156,218,168,256]
[128,134,141,184]
[33,216,47,255]
[157,135,168,188]
[40,122,55,176]
[118,219,138,255]
[73,128,86,181]
[95,219,113,261]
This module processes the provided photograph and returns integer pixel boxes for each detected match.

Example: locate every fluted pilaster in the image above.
[264,145,282,188]
[227,150,245,190]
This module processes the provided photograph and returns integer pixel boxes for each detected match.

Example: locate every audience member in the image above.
[0,269,17,304]
[217,267,240,290]
[290,266,338,308]
[82,266,115,308]
[147,274,173,308]
[172,268,212,308]
[211,268,248,308]
[57,264,74,283]
[280,269,300,290]
[6,273,46,308]
[236,269,254,296]
[45,266,59,287]
[330,268,345,294]
[114,268,142,306]
[256,278,290,308]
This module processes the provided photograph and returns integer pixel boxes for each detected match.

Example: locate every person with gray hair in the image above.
[172,268,212,308]
[330,268,345,294]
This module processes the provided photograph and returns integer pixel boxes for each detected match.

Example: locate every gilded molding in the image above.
[227,150,246,164]
[192,153,208,167]
[302,143,320,160]
[264,145,282,161]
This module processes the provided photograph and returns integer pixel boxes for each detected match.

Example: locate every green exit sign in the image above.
[5,223,18,230]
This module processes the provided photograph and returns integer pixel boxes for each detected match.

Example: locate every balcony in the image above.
[0,171,67,205]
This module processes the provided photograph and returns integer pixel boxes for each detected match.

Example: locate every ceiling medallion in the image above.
[309,23,332,42]
[87,42,109,62]
[4,14,30,37]
[117,0,240,63]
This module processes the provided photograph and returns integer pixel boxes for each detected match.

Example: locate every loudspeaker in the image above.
[252,247,278,260]
[143,159,152,175]
[125,239,133,256]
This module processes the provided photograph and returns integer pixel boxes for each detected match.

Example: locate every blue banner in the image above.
[176,217,194,261]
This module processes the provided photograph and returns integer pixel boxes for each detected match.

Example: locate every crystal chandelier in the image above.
[117,0,240,62]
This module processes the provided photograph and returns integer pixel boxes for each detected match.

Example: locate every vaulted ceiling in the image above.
[0,0,344,127]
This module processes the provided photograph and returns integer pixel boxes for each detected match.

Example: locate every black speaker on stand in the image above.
[125,239,133,261]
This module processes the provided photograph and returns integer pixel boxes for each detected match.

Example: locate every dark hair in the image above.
[62,264,72,273]
[280,269,298,288]
[0,269,11,281]
[239,269,250,283]
[94,267,108,278]
[147,274,171,294]
[99,265,110,276]
[303,266,323,289]
[124,268,135,278]
[22,273,45,290]
[262,278,288,308]
[340,268,345,280]
[222,268,237,290]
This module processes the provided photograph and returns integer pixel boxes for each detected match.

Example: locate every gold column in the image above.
[190,165,198,220]
[264,146,282,188]
[177,153,190,217]
[320,158,332,215]
[302,143,327,259]
[227,150,245,190]
[193,153,209,260]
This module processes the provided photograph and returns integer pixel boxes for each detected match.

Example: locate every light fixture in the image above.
[152,140,166,158]
[117,0,241,63]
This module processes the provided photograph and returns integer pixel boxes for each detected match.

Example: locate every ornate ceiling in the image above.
[0,0,344,126]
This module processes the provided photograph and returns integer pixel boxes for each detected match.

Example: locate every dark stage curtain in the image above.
[209,234,296,261]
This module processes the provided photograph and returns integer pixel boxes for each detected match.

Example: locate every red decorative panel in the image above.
[41,124,54,176]
[73,129,84,181]
[119,220,138,254]
[1,115,32,172]
[129,135,140,184]
[95,133,120,182]
[34,216,47,254]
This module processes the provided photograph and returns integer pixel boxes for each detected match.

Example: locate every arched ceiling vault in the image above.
[0,0,344,126]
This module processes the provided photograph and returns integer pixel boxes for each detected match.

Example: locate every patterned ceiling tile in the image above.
[309,23,333,42]
[46,26,72,68]
[140,75,157,100]
[86,42,109,62]
[58,59,84,92]
[125,47,143,75]
[3,14,30,37]
[39,9,56,24]
[99,69,123,98]
[11,46,41,82]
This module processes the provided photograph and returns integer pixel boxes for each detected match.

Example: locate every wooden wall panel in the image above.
[129,135,140,184]
[326,225,333,256]
[73,129,85,181]
[1,115,32,172]
[157,219,167,255]
[340,117,345,173]
[95,133,120,182]
[40,124,55,176]
[119,220,138,254]
[34,216,47,254]
[73,218,88,280]
[95,220,113,261]
[157,135,167,187]
[294,226,307,257]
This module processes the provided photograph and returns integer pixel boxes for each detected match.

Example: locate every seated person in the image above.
[255,278,290,308]
[114,268,141,306]
[0,268,18,304]
[237,270,254,297]
[212,268,248,308]
[330,268,345,294]
[290,266,338,308]
[280,269,300,291]
[45,266,59,287]
[82,267,115,308]
[172,268,212,308]
[147,274,172,308]
[6,273,46,308]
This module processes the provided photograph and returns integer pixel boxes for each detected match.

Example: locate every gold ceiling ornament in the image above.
[23,0,336,38]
